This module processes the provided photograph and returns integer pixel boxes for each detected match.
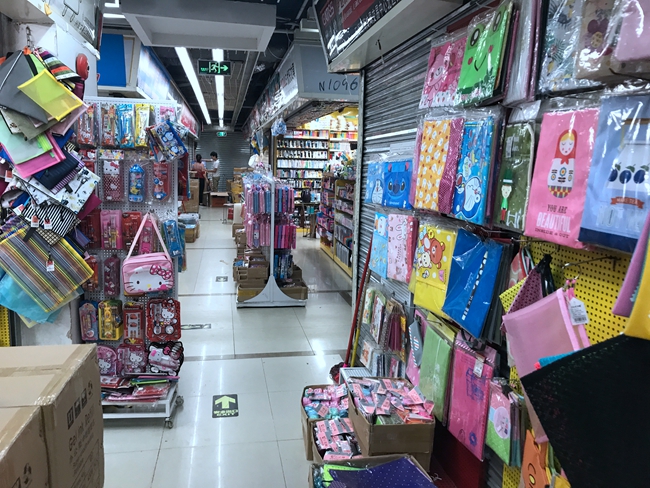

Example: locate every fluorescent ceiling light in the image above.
[175,47,211,125]
[105,0,120,7]
[212,49,225,122]
[103,13,125,18]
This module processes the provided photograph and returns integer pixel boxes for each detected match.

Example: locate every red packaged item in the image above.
[122,211,143,251]
[82,255,99,291]
[78,149,97,173]
[79,209,101,248]
[146,298,181,342]
[100,209,124,249]
[123,301,145,345]
[103,254,121,297]
[117,344,147,375]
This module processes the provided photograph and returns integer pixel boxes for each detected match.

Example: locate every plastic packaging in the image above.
[128,163,145,203]
[539,0,601,94]
[124,301,145,345]
[135,104,152,147]
[79,300,99,342]
[117,103,135,148]
[97,345,117,375]
[98,299,123,341]
[100,149,124,201]
[79,209,101,248]
[579,94,650,252]
[82,255,99,292]
[148,341,184,375]
[611,0,650,75]
[504,0,539,105]
[77,103,97,146]
[525,107,600,249]
[117,344,147,375]
[419,31,467,109]
[455,1,515,105]
[369,212,388,278]
[103,254,121,297]
[152,162,170,201]
[492,122,535,232]
[122,211,143,251]
[100,104,117,147]
[146,298,181,342]
[163,220,183,257]
[100,209,124,250]
[387,214,418,284]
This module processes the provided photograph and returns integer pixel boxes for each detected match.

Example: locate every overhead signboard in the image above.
[198,60,232,76]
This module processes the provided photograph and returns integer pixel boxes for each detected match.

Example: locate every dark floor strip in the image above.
[184,349,347,362]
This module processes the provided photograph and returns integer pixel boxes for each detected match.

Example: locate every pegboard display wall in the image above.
[0,306,10,347]
[526,240,631,345]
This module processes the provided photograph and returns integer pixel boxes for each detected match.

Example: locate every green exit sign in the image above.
[197,59,232,76]
[217,131,227,137]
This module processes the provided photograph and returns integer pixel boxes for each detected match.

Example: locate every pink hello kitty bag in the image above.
[122,213,174,295]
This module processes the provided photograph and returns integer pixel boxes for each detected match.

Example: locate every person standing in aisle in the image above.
[192,154,207,205]
[209,151,220,191]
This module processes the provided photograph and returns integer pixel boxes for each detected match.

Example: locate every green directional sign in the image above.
[216,131,227,137]
[198,59,232,76]
[212,394,239,417]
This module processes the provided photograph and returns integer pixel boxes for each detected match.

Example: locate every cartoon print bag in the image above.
[122,213,174,295]
[579,95,650,252]
[493,122,535,232]
[525,108,599,248]
[419,33,467,109]
[365,162,384,204]
[387,214,417,283]
[369,213,389,278]
[452,116,496,225]
[413,222,457,317]
[382,159,413,209]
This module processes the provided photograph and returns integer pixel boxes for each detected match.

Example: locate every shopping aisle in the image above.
[104,208,353,488]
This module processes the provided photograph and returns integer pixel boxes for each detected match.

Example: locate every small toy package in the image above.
[100,209,124,249]
[117,344,147,375]
[82,255,99,292]
[99,299,123,341]
[302,384,349,421]
[312,418,361,461]
[77,102,98,146]
[148,341,184,375]
[123,301,145,345]
[147,298,181,342]
[79,208,101,248]
[153,162,170,201]
[163,219,183,257]
[147,120,188,161]
[122,211,143,251]
[135,104,152,147]
[128,163,145,203]
[79,300,99,342]
[100,149,124,201]
[117,103,135,148]
[100,103,117,147]
[97,345,117,376]
[103,254,121,297]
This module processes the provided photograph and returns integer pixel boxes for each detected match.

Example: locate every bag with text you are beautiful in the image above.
[122,213,174,295]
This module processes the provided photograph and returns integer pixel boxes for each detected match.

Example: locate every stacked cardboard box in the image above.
[232,223,244,237]
[185,179,200,213]
[0,345,104,488]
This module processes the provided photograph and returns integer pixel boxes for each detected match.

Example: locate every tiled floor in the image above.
[104,208,352,488]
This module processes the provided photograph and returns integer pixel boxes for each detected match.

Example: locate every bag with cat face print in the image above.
[122,213,174,295]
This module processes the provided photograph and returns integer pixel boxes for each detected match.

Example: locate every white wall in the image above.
[4,22,98,96]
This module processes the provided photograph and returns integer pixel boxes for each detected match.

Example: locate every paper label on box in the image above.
[324,453,352,461]
[317,430,330,449]
[316,421,328,434]
[328,419,340,436]
[317,403,330,418]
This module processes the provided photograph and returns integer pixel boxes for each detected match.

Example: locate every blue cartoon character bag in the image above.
[382,159,413,209]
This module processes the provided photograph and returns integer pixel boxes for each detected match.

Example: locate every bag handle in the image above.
[125,212,172,261]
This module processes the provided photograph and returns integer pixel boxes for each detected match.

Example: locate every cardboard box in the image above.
[308,454,432,487]
[245,265,269,280]
[209,192,229,208]
[0,345,104,488]
[232,223,244,237]
[235,231,247,246]
[0,407,49,488]
[291,265,303,281]
[185,225,198,243]
[348,388,435,471]
[280,281,309,300]
[301,385,331,461]
[237,280,267,302]
[184,200,199,214]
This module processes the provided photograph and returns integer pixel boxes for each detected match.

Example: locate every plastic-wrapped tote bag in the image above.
[613,209,650,317]
[624,238,650,340]
[502,288,590,442]
[0,225,92,312]
[442,229,503,338]
[447,335,497,460]
[521,334,650,487]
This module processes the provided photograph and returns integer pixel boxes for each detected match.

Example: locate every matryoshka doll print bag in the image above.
[122,213,174,295]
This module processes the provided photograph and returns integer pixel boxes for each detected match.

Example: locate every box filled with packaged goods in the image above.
[232,223,244,237]
[0,407,49,488]
[301,384,348,461]
[0,345,104,488]
[347,377,435,471]
[279,281,309,300]
[236,280,267,302]
[185,224,199,243]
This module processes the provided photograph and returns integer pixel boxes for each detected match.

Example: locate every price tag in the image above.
[4,170,12,182]
[569,297,589,325]
[14,205,23,216]
[46,259,55,273]
[473,357,484,378]
[43,218,53,230]
[505,136,514,159]
[31,216,39,228]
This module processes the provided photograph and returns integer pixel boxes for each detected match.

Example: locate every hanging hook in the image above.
[563,255,620,273]
[510,237,560,254]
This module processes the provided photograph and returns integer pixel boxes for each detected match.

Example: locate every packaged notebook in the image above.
[580,95,650,252]
[455,1,514,105]
[575,0,621,82]
[451,115,497,225]
[387,214,417,283]
[369,213,389,278]
[493,122,535,232]
[525,108,599,248]
[419,33,467,109]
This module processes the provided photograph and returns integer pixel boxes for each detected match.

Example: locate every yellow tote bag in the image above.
[18,69,83,121]
[625,241,650,340]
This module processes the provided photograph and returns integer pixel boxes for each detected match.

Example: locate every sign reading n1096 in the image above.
[198,60,232,76]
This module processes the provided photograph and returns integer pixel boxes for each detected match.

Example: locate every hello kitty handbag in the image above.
[122,213,174,295]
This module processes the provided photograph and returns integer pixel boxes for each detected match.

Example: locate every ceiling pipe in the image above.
[295,0,310,22]
[231,50,260,129]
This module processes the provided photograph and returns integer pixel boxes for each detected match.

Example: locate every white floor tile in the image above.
[179,358,266,397]
[234,326,312,355]
[152,442,285,488]
[160,392,276,449]
[304,326,350,354]
[269,390,304,441]
[232,308,301,328]
[181,327,234,359]
[278,439,311,488]
[105,450,158,488]
[103,419,164,454]
[263,355,340,392]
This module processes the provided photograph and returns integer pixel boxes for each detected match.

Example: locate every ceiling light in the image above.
[212,49,225,123]
[219,118,224,127]
[105,0,120,7]
[175,47,211,125]
[103,13,125,18]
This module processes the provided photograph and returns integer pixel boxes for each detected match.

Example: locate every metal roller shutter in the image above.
[196,131,251,191]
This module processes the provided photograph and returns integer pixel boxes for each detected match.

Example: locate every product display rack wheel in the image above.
[164,419,174,429]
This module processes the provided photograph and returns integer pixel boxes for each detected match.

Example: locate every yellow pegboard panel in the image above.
[503,465,521,488]
[0,306,10,347]
[527,241,631,345]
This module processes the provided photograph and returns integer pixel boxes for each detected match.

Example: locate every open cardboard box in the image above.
[280,281,309,300]
[236,280,267,302]
[308,454,433,487]
[300,384,332,461]
[232,223,244,237]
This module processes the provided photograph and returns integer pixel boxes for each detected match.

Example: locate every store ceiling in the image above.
[103,0,313,131]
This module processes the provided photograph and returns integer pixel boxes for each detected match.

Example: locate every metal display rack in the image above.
[237,173,307,308]
[83,97,184,426]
